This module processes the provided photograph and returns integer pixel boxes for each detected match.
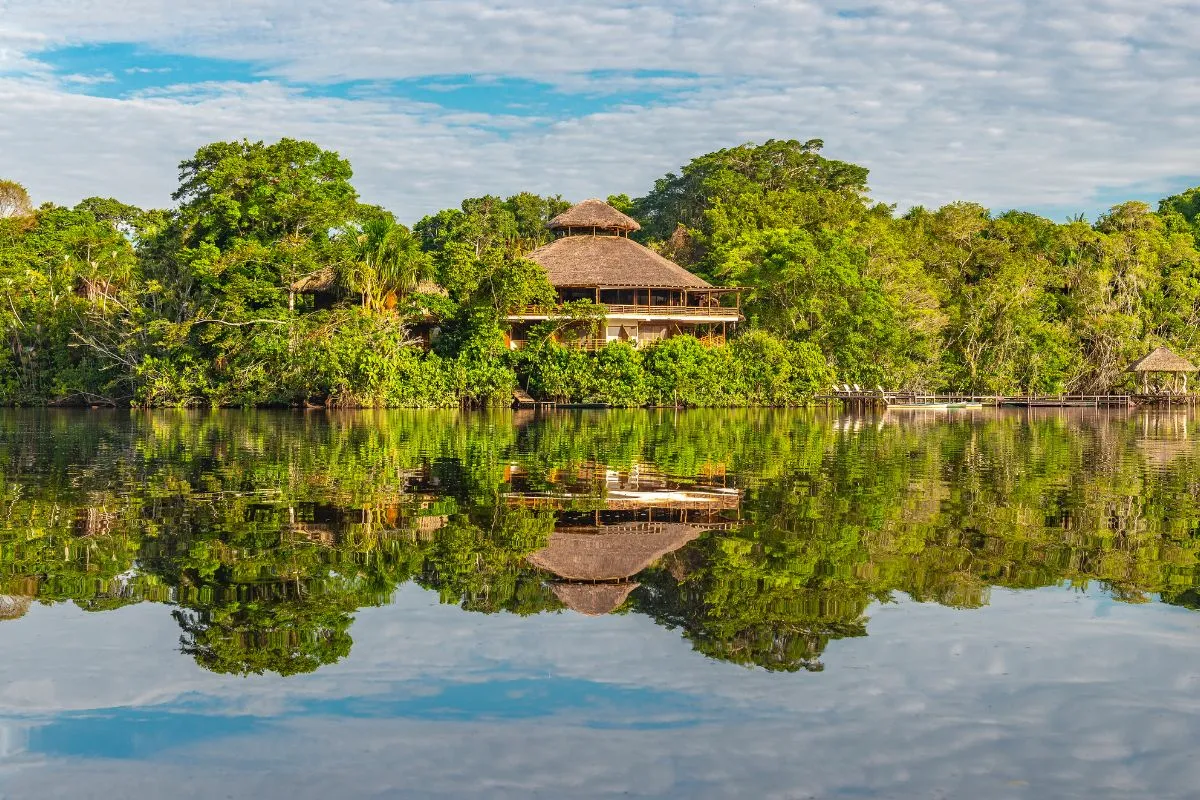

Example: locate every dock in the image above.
[512,388,553,409]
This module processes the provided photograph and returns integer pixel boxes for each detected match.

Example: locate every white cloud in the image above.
[2,1,1200,219]
[3,587,1200,798]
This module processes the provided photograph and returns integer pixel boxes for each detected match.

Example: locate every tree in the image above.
[343,216,432,313]
[0,180,32,220]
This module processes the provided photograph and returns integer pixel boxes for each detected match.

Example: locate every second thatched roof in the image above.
[548,199,641,233]
[291,266,336,293]
[290,271,448,298]
[1129,346,1198,373]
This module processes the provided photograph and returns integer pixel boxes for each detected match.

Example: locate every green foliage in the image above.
[340,215,432,313]
[7,133,1200,406]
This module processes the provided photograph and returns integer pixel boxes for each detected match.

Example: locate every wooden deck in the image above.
[512,388,553,409]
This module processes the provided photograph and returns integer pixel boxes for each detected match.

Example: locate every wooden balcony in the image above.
[507,303,742,322]
[600,303,742,319]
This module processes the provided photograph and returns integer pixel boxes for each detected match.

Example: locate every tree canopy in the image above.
[3,135,1200,406]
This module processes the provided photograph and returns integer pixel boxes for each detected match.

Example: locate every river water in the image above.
[1,408,1198,798]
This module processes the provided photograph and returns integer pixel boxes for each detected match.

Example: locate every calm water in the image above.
[2,408,1200,799]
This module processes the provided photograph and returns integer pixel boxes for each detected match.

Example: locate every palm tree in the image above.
[344,218,431,313]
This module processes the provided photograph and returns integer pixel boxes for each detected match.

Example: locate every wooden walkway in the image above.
[824,390,1150,409]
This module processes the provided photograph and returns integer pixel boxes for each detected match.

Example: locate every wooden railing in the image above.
[599,303,741,318]
[821,390,1136,408]
[509,303,741,319]
[511,333,724,351]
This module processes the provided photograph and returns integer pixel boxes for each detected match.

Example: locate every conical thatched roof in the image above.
[548,199,641,233]
[528,523,703,581]
[527,235,712,289]
[552,582,638,616]
[0,594,31,621]
[1130,346,1198,373]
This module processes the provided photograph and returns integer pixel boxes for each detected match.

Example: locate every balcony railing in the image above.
[510,332,726,352]
[508,303,741,319]
[600,303,741,318]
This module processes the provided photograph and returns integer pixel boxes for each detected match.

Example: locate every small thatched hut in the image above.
[1129,347,1198,394]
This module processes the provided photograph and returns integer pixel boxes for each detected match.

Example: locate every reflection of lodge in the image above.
[503,461,740,514]
[507,463,742,616]
[285,500,449,546]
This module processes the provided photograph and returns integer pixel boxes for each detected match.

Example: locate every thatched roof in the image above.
[291,270,448,298]
[413,279,449,297]
[291,266,336,293]
[548,199,641,233]
[552,582,638,616]
[528,523,702,581]
[527,235,712,289]
[1130,346,1198,373]
[0,594,31,621]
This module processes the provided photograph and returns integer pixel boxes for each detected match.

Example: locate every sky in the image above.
[2,0,1200,223]
[3,586,1200,798]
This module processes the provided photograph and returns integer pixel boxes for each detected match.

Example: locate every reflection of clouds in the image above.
[0,720,29,759]
[3,587,1200,797]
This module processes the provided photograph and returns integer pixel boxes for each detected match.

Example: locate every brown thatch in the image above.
[413,279,449,297]
[552,582,638,616]
[528,523,703,581]
[527,235,712,289]
[291,266,336,293]
[1129,346,1198,373]
[548,199,641,233]
[0,594,31,621]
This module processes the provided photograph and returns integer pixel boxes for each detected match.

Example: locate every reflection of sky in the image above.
[3,585,1200,799]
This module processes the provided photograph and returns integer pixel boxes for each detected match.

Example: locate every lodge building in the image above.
[506,199,743,349]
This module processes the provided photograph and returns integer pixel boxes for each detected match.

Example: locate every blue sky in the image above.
[2,1,1199,221]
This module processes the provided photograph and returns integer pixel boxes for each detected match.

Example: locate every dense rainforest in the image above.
[3,137,1200,407]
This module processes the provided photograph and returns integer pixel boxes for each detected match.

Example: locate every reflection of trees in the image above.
[417,508,559,615]
[172,590,355,677]
[1,408,1200,676]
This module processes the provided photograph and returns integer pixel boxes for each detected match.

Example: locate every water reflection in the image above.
[1,408,1199,677]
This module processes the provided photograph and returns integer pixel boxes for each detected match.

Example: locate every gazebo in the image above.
[1129,346,1199,394]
